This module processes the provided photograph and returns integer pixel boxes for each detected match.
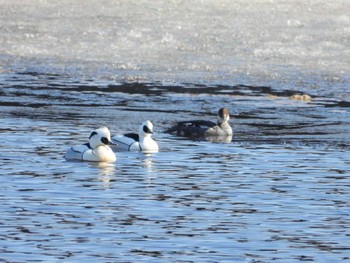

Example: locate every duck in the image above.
[111,120,159,153]
[166,108,233,137]
[64,126,116,162]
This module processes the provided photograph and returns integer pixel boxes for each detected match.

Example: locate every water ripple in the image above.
[0,75,349,262]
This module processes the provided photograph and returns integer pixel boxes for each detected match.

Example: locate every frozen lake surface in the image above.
[1,0,349,99]
[1,1,350,262]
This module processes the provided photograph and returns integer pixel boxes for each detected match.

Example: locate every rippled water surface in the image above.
[1,72,350,262]
[1,0,350,262]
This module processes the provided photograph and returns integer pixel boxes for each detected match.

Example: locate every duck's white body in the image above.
[64,126,116,162]
[112,121,159,153]
[167,108,233,137]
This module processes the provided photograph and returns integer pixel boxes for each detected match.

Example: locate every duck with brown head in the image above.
[166,108,233,138]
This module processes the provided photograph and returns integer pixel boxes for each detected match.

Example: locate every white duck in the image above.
[64,126,116,162]
[167,108,233,137]
[112,120,159,153]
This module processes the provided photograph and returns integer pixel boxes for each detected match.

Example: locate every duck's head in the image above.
[139,120,154,137]
[89,126,114,149]
[217,108,230,124]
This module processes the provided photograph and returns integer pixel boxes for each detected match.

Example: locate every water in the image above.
[1,75,349,262]
[1,1,350,262]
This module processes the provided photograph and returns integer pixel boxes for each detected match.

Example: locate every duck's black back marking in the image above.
[177,120,216,128]
[124,133,139,142]
[84,142,92,149]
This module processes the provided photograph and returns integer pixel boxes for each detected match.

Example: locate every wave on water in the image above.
[1,71,349,149]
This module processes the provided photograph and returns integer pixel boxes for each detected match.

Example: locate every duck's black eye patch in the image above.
[89,131,98,139]
[143,125,152,134]
[101,137,109,145]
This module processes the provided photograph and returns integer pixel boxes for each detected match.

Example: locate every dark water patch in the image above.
[1,72,350,262]
[2,72,349,150]
[16,71,62,78]
[3,71,317,97]
[324,100,350,108]
[249,121,342,130]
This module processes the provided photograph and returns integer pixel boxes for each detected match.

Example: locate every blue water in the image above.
[1,1,350,261]
[1,76,350,262]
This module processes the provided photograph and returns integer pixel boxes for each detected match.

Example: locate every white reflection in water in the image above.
[1,119,349,263]
[205,135,233,144]
[142,153,155,171]
[0,82,349,263]
[89,162,116,189]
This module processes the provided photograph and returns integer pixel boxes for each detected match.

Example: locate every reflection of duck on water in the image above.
[166,108,233,139]
[142,153,154,170]
[89,162,116,189]
[205,135,232,144]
